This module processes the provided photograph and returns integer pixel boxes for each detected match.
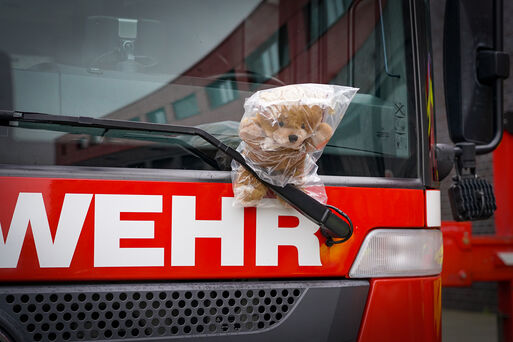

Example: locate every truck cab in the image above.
[0,0,443,341]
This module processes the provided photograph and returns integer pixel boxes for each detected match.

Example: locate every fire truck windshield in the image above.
[0,0,417,179]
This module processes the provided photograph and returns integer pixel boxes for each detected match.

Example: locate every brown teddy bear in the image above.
[232,85,339,207]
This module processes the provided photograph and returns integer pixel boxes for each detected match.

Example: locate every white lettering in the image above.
[0,193,92,268]
[171,196,244,266]
[1,193,324,270]
[94,195,164,267]
[255,199,322,266]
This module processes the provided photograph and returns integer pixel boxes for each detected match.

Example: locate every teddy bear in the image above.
[232,84,339,207]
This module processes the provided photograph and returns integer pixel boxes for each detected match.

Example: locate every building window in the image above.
[307,0,351,43]
[206,72,239,109]
[173,94,200,120]
[147,108,167,123]
[246,25,289,85]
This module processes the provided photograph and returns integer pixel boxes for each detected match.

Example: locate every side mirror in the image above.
[442,0,509,221]
[444,0,509,151]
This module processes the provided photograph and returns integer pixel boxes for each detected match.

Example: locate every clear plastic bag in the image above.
[231,83,358,207]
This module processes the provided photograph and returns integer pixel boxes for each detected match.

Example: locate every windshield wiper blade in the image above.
[0,109,353,241]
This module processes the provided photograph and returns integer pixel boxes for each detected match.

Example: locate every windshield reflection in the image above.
[1,0,417,178]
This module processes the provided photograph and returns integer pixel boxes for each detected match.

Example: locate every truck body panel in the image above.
[0,176,425,281]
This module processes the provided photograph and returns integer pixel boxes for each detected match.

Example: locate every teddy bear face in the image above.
[256,104,323,150]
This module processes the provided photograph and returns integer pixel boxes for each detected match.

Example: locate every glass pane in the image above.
[0,0,417,178]
[309,0,351,43]
[147,108,167,123]
[246,26,289,85]
[173,94,200,120]
[206,74,239,109]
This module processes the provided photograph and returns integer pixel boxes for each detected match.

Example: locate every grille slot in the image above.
[1,284,305,341]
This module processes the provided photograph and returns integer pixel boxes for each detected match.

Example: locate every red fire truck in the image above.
[0,0,507,341]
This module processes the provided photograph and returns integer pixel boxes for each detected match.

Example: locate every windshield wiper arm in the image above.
[0,109,353,242]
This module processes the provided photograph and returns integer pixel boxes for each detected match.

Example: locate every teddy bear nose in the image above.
[288,134,298,143]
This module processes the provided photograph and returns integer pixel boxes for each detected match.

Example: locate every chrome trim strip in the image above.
[0,165,424,189]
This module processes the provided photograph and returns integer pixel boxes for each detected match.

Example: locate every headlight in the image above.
[349,229,443,278]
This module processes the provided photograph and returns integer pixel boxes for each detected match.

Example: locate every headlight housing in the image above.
[349,229,443,278]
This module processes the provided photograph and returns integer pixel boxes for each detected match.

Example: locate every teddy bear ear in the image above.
[311,105,323,116]
[256,111,275,132]
[305,105,323,127]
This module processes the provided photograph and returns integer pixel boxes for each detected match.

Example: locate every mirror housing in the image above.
[444,0,509,152]
[443,0,508,221]
[435,143,455,181]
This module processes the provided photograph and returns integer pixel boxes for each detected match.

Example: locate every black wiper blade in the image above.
[0,109,353,242]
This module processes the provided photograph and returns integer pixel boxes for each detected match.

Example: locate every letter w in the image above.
[0,193,92,268]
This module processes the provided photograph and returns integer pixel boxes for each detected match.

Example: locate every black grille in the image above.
[0,283,305,341]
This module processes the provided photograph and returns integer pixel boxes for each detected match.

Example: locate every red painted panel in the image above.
[442,221,513,286]
[441,221,473,286]
[358,276,442,342]
[494,131,513,236]
[0,177,424,282]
